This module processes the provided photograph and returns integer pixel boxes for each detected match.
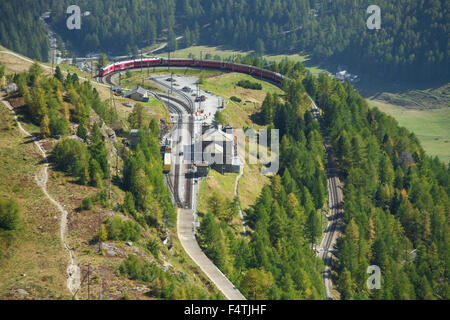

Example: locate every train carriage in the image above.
[99,57,284,84]
[163,153,171,173]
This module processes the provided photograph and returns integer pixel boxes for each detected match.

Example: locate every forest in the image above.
[1,0,448,81]
[0,0,49,61]
[0,0,448,300]
[303,73,449,299]
[198,75,328,299]
[196,57,448,299]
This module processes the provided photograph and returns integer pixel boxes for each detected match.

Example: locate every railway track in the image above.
[184,114,194,210]
[101,69,193,210]
[310,98,344,299]
[160,95,188,209]
[101,68,339,300]
[149,77,194,113]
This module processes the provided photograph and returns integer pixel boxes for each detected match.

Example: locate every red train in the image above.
[99,58,284,84]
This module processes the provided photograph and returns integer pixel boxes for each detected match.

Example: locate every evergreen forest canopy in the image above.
[304,73,449,299]
[197,77,329,299]
[0,0,448,300]
[0,0,448,81]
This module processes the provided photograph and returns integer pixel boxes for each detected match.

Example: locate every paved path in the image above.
[177,208,246,300]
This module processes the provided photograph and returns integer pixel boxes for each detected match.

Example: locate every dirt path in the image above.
[1,96,81,297]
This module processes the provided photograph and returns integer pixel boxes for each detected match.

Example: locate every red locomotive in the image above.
[99,57,284,84]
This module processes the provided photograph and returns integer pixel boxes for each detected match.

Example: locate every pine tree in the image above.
[306,209,321,246]
[128,103,146,129]
[54,66,63,82]
[77,123,88,141]
[40,114,50,138]
[339,268,354,300]
[241,268,274,300]
[89,158,103,187]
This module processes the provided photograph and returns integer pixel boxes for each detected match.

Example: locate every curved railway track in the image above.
[103,71,194,210]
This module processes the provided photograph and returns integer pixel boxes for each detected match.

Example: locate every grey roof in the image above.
[124,87,148,98]
[202,127,234,142]
[204,142,224,154]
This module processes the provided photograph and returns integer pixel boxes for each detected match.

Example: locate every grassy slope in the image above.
[364,82,450,164]
[167,45,325,75]
[196,73,274,238]
[202,73,283,129]
[0,101,71,299]
[0,49,221,300]
[369,99,450,164]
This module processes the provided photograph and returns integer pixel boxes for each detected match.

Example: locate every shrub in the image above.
[93,188,109,208]
[49,115,68,136]
[0,198,19,230]
[105,216,140,241]
[51,138,90,180]
[214,110,225,125]
[146,239,160,258]
[77,124,88,141]
[119,254,160,282]
[80,197,93,211]
[237,80,262,90]
[230,96,242,103]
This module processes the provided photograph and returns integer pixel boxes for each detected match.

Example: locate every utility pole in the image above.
[99,278,103,300]
[167,89,170,107]
[109,174,112,200]
[87,263,90,300]
[116,149,119,176]
[51,47,54,75]
[98,211,102,254]
[140,49,143,73]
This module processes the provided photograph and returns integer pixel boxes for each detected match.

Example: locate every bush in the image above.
[214,110,225,125]
[237,80,262,90]
[146,239,160,258]
[80,197,93,211]
[105,216,141,241]
[49,115,68,136]
[0,198,19,230]
[230,96,242,103]
[77,124,88,141]
[93,188,109,208]
[119,254,160,282]
[51,138,90,180]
